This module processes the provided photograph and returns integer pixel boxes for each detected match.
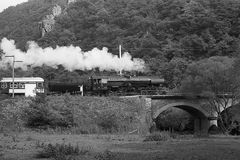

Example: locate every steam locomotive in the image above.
[48,75,167,96]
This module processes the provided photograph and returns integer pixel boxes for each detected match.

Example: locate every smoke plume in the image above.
[0,38,145,72]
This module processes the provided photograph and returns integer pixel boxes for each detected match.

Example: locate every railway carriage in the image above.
[48,82,83,95]
[0,77,44,97]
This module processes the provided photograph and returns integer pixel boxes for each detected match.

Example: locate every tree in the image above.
[162,58,189,89]
[180,56,240,133]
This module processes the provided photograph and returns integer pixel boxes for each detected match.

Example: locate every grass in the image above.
[144,131,177,142]
[1,132,240,160]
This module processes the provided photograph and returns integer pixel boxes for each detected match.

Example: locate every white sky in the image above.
[0,0,28,13]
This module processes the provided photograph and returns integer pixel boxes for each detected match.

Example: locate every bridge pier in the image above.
[209,119,218,127]
[138,97,153,135]
[209,112,218,127]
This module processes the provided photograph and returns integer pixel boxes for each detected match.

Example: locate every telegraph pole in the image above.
[119,45,122,76]
[5,55,22,98]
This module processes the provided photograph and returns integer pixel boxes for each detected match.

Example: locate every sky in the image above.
[0,0,28,13]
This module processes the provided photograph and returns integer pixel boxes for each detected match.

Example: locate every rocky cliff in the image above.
[39,4,62,37]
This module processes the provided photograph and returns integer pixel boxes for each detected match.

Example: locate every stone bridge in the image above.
[136,95,232,136]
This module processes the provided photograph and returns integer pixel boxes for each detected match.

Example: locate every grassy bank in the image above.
[0,95,142,134]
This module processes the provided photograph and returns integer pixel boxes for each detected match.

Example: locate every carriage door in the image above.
[25,83,37,97]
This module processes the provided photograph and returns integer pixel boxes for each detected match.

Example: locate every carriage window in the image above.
[1,83,7,88]
[14,83,18,88]
[101,79,108,84]
[19,83,25,89]
[37,83,43,88]
[10,83,18,88]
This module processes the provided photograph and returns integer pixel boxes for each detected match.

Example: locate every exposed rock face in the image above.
[52,4,62,16]
[67,0,76,4]
[39,4,62,37]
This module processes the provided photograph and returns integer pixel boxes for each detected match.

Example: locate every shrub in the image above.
[208,125,222,135]
[95,150,119,160]
[144,131,177,141]
[96,111,120,133]
[71,96,139,134]
[0,98,31,132]
[36,143,90,160]
[229,121,240,135]
[24,95,74,128]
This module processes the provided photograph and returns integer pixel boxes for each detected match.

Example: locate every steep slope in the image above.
[2,0,240,59]
[0,0,68,51]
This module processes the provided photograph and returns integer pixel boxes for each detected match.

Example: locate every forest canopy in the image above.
[1,0,240,87]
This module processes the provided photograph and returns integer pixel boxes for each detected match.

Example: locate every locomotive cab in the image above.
[88,76,108,95]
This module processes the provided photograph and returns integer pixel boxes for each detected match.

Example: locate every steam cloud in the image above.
[0,38,145,72]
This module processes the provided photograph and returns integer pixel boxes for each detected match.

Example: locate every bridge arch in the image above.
[153,102,210,119]
[152,102,211,136]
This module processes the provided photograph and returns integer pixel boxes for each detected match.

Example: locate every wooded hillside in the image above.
[1,0,240,87]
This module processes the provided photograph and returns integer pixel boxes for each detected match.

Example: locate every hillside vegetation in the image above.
[1,0,240,87]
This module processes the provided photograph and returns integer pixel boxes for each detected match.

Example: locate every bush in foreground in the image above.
[0,97,31,133]
[36,143,91,160]
[24,95,74,128]
[95,150,119,160]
